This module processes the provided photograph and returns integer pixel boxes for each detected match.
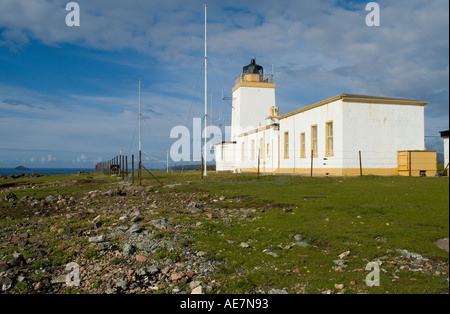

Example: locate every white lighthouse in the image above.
[231,59,276,142]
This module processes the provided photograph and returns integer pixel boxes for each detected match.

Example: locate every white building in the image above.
[440,130,449,169]
[215,59,436,176]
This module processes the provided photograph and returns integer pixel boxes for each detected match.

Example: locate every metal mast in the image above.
[139,78,142,185]
[204,3,208,177]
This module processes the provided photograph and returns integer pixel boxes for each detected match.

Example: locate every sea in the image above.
[0,168,93,176]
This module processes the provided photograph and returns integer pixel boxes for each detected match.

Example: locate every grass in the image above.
[1,170,448,294]
[160,171,449,294]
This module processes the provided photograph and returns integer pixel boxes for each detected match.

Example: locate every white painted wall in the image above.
[444,137,449,167]
[215,142,236,171]
[278,100,344,171]
[231,86,276,142]
[341,102,425,169]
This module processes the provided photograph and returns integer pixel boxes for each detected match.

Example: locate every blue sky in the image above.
[0,0,449,168]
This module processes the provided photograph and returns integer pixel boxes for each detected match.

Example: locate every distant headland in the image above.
[15,166,30,170]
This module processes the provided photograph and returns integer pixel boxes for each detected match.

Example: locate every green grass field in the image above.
[1,171,448,294]
[169,172,449,294]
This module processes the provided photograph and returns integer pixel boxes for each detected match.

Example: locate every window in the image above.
[267,143,270,158]
[326,121,334,156]
[241,142,245,161]
[311,125,318,157]
[260,138,264,159]
[284,132,289,159]
[300,132,306,158]
[251,140,255,161]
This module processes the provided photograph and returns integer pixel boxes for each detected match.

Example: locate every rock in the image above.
[137,267,148,276]
[123,243,135,256]
[115,280,128,290]
[4,193,17,202]
[88,235,105,243]
[46,195,56,203]
[51,275,67,284]
[433,238,449,253]
[263,251,278,258]
[8,253,25,267]
[293,234,303,241]
[0,277,13,292]
[104,190,114,197]
[295,241,310,247]
[240,242,250,248]
[268,288,288,294]
[339,251,350,259]
[396,249,424,260]
[131,215,142,223]
[150,219,172,230]
[189,281,202,290]
[334,284,344,290]
[191,286,204,294]
[283,208,292,213]
[147,265,159,275]
[105,288,117,294]
[170,272,184,281]
[135,255,148,263]
[128,224,142,233]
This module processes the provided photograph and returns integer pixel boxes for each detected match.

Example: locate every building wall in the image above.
[277,99,344,174]
[341,102,425,172]
[215,142,236,171]
[231,85,276,142]
[444,137,449,167]
[227,100,427,176]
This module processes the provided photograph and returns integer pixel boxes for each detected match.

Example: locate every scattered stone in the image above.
[240,242,250,248]
[51,275,67,284]
[334,284,344,290]
[191,285,204,294]
[0,277,13,292]
[433,238,449,253]
[123,243,135,256]
[147,265,159,275]
[295,241,310,248]
[150,219,172,230]
[115,280,128,290]
[263,250,279,258]
[45,195,56,203]
[339,251,350,259]
[268,288,288,294]
[4,193,18,202]
[88,235,105,243]
[128,224,142,234]
[135,255,148,263]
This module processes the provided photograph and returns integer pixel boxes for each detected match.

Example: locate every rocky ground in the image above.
[0,175,448,294]
[0,179,234,294]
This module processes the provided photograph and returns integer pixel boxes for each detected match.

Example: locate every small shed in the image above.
[398,151,437,177]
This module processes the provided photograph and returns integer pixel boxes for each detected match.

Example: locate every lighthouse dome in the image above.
[243,59,263,75]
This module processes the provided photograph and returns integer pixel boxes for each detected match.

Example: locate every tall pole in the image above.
[204,3,208,177]
[166,151,169,173]
[139,78,142,185]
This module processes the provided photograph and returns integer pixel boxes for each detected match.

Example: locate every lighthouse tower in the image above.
[231,59,276,142]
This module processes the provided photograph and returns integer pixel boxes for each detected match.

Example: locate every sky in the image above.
[0,0,448,169]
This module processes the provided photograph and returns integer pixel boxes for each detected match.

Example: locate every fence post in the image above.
[359,151,363,176]
[132,155,135,184]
